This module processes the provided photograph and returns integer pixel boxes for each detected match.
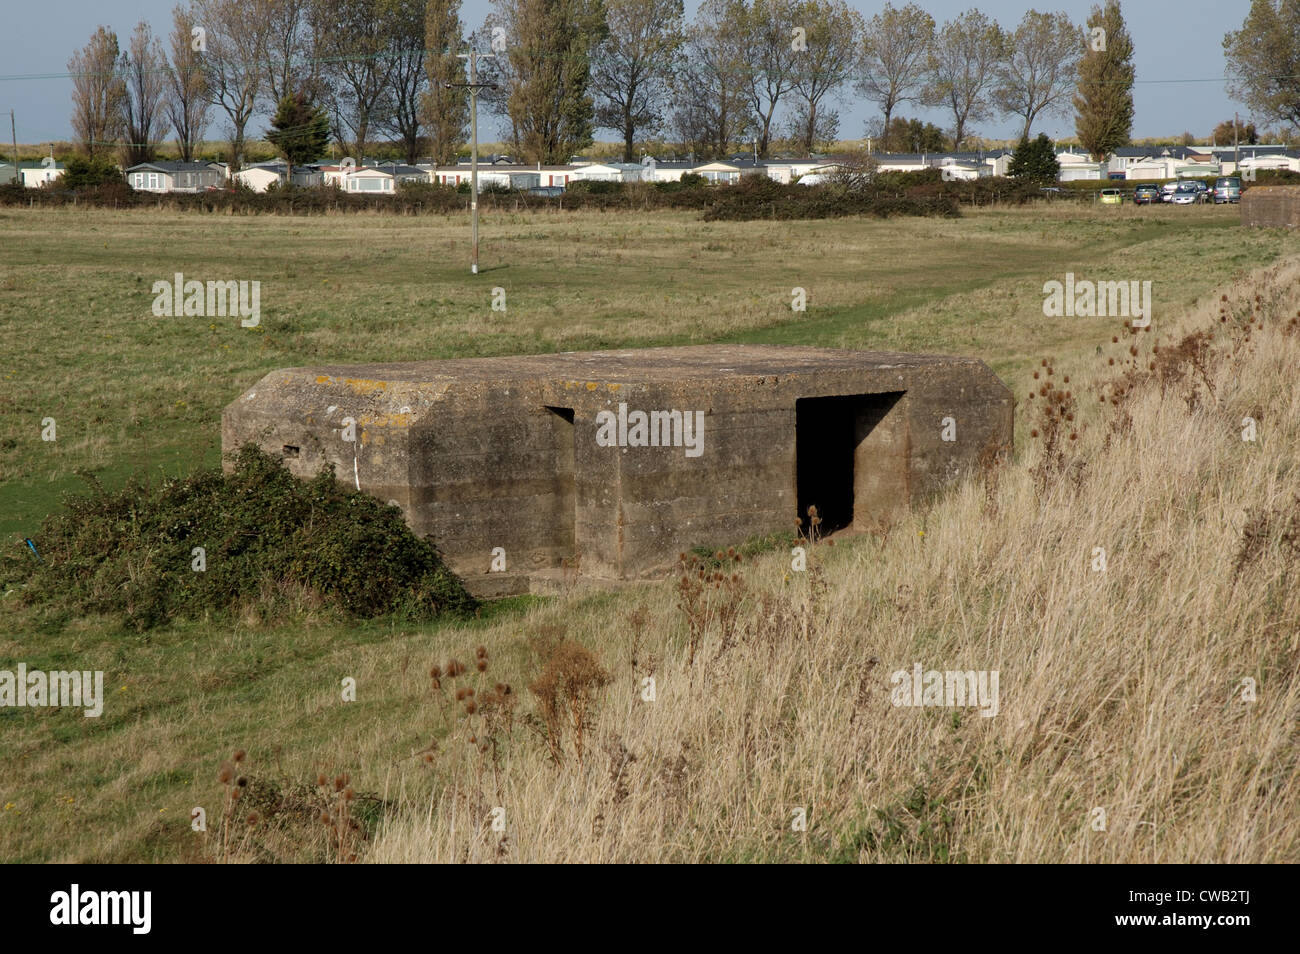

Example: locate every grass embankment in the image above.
[364,258,1300,863]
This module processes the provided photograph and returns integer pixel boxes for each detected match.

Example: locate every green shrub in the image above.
[396,180,453,198]
[702,177,960,221]
[567,179,623,195]
[1252,169,1300,185]
[2,444,476,630]
[874,167,943,193]
[60,154,123,189]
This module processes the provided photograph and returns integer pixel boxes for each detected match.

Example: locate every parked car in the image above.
[1099,188,1123,205]
[1160,181,1179,203]
[1170,181,1200,205]
[1133,183,1161,205]
[1214,176,1243,204]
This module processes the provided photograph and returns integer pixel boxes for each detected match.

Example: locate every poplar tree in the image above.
[493,0,607,164]
[1073,0,1134,160]
[421,0,470,165]
[165,4,210,161]
[120,22,171,166]
[68,26,126,158]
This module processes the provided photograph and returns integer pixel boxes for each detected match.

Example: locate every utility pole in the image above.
[10,110,17,183]
[1234,111,1240,175]
[447,49,496,275]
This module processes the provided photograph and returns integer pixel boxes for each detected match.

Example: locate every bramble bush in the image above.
[2,444,475,630]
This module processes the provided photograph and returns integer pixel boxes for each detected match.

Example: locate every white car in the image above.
[1170,181,1205,205]
[1160,181,1179,203]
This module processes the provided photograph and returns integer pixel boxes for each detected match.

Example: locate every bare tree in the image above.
[265,0,318,103]
[782,100,839,152]
[826,145,877,191]
[194,0,271,168]
[672,0,751,159]
[994,9,1082,141]
[925,8,1005,150]
[165,5,211,160]
[381,0,429,164]
[787,0,861,155]
[68,26,127,158]
[421,0,469,165]
[1224,0,1300,130]
[855,2,935,132]
[312,0,398,159]
[591,0,685,161]
[120,22,171,166]
[745,0,801,158]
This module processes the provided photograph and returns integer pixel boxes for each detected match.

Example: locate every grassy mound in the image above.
[2,444,475,629]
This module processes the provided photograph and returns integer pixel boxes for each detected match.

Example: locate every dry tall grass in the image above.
[369,259,1300,864]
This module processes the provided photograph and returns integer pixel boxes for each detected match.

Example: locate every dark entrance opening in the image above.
[795,392,906,536]
[544,406,577,564]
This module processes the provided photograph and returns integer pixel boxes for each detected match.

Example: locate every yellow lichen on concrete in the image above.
[360,413,413,429]
[343,378,389,395]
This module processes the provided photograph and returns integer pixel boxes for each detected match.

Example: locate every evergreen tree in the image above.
[265,92,330,181]
[1073,0,1134,160]
[1008,133,1060,183]
[62,155,124,189]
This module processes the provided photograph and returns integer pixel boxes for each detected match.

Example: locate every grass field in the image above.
[2,200,1298,862]
[0,201,1271,536]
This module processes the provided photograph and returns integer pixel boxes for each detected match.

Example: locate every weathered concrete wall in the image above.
[222,346,1013,595]
[1242,186,1300,228]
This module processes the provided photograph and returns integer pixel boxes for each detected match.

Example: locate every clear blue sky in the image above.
[0,0,1247,148]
